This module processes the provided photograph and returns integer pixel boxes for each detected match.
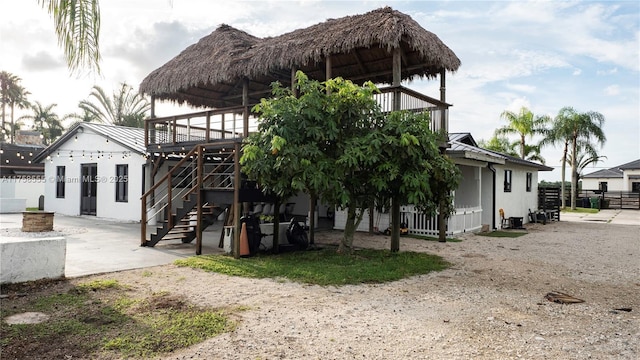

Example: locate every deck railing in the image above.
[144,86,449,148]
[333,205,482,236]
[145,105,259,148]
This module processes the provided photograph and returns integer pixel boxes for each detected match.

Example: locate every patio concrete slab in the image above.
[0,213,224,278]
[560,209,640,226]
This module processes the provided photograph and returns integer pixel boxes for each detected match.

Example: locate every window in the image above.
[632,182,640,193]
[526,172,532,192]
[115,164,128,202]
[504,170,512,192]
[56,166,65,198]
[599,181,608,192]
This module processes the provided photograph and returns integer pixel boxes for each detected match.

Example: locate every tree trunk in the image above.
[390,198,400,252]
[438,200,447,242]
[520,134,526,159]
[338,205,364,254]
[561,140,568,209]
[570,137,578,210]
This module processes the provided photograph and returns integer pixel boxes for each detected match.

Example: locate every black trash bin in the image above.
[581,197,590,208]
[510,217,523,229]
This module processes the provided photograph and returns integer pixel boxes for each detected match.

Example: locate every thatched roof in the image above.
[140,7,461,108]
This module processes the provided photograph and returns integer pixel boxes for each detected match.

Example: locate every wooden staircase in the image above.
[141,143,238,254]
[146,192,227,246]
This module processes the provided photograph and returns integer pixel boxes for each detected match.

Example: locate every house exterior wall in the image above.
[623,169,640,191]
[494,163,539,224]
[42,128,145,222]
[480,167,494,229]
[582,177,624,191]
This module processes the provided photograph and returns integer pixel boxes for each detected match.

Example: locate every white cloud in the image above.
[604,85,620,96]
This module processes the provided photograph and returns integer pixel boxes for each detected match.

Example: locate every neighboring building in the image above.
[582,159,640,192]
[333,133,553,235]
[33,123,147,221]
[0,142,45,212]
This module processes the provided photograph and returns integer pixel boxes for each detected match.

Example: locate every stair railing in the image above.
[141,146,199,245]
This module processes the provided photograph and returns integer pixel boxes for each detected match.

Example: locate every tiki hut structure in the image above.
[139,7,461,256]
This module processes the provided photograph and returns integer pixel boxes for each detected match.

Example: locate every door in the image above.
[81,163,97,215]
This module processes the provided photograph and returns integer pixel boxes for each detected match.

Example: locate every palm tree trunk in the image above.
[570,137,578,210]
[520,134,526,159]
[561,140,568,208]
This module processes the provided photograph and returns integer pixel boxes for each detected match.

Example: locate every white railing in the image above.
[334,205,483,236]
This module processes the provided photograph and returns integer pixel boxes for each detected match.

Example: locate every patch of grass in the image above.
[174,246,450,286]
[562,207,599,214]
[476,231,527,238]
[77,279,121,291]
[25,207,40,211]
[409,235,462,242]
[0,280,234,359]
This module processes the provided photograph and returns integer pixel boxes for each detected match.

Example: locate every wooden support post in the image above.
[273,197,280,253]
[167,173,173,229]
[309,195,316,245]
[369,204,374,234]
[243,78,249,138]
[196,146,203,255]
[390,47,402,252]
[391,198,400,252]
[440,69,447,133]
[291,67,298,97]
[233,143,241,258]
[205,112,211,142]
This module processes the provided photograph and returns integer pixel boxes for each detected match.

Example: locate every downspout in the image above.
[488,164,497,230]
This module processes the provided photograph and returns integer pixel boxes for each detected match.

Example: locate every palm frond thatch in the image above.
[139,7,461,108]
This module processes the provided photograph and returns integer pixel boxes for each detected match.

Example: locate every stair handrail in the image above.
[141,145,200,245]
[183,152,235,199]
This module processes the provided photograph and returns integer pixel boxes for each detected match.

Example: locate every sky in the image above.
[1,0,638,182]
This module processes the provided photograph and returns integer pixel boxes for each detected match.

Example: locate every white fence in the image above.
[334,205,483,236]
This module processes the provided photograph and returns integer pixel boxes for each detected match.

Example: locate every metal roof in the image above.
[33,123,146,163]
[447,134,553,171]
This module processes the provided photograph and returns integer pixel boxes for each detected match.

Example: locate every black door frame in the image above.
[80,163,98,215]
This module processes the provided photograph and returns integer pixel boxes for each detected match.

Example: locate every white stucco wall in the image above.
[494,164,540,224]
[582,177,624,191]
[1,236,66,284]
[1,178,45,210]
[42,128,145,222]
[623,169,640,191]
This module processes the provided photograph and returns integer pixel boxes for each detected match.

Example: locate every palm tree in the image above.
[478,134,519,157]
[18,101,65,145]
[1,71,20,135]
[545,107,606,210]
[78,83,150,127]
[479,133,546,164]
[0,72,31,143]
[63,106,101,127]
[568,148,607,203]
[38,0,101,75]
[496,106,551,159]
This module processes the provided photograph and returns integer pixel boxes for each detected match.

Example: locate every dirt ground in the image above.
[3,220,639,359]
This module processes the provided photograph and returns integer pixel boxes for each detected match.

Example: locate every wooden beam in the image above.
[233,143,241,258]
[242,78,249,137]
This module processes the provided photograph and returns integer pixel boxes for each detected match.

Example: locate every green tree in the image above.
[567,146,607,200]
[63,106,100,126]
[78,83,150,127]
[241,73,381,252]
[18,101,65,145]
[478,134,518,156]
[545,107,606,209]
[1,71,31,143]
[242,72,460,252]
[354,111,460,246]
[38,0,101,75]
[479,133,545,164]
[496,106,550,159]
